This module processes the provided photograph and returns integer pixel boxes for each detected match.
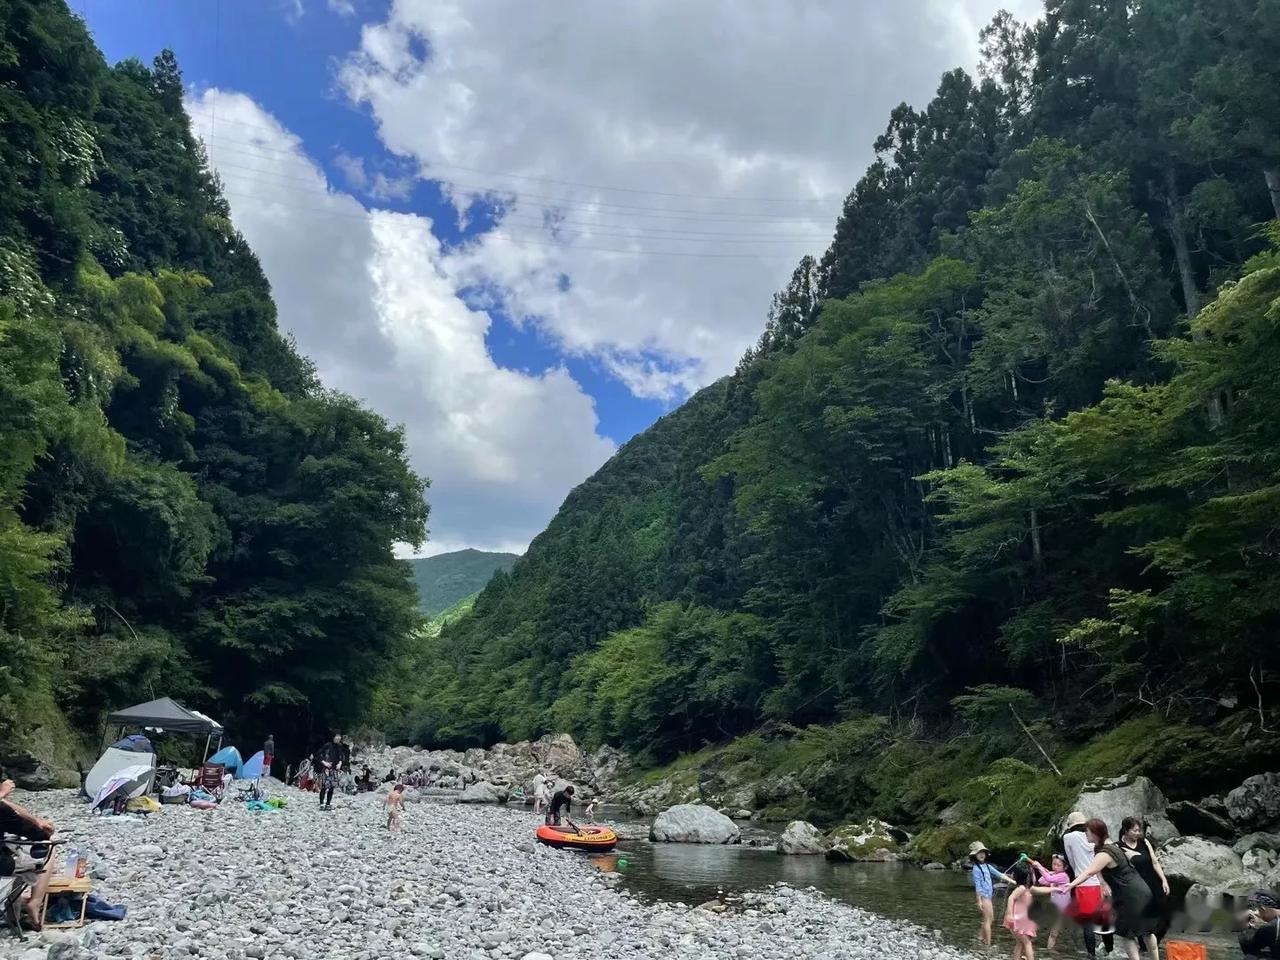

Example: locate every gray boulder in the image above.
[1166,800,1235,840]
[1063,775,1179,843]
[1226,773,1280,832]
[776,821,828,855]
[456,781,509,804]
[1159,835,1247,889]
[1233,832,1280,856]
[650,803,741,844]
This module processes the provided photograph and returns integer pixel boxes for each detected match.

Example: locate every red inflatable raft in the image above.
[535,824,618,852]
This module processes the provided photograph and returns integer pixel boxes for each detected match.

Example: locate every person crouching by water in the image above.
[546,785,575,826]
[1240,889,1280,958]
[385,784,405,833]
[970,840,1014,946]
[1064,818,1159,960]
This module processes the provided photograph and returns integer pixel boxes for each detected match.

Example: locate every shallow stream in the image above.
[595,810,1240,959]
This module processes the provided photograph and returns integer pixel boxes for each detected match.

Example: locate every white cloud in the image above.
[189,90,614,554]
[338,0,1043,397]
[328,0,356,15]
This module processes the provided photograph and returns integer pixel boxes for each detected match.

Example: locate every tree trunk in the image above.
[1265,167,1280,221]
[1029,508,1043,575]
[1163,165,1201,320]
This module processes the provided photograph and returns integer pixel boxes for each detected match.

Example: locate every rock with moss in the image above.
[909,823,985,866]
[778,820,829,855]
[825,818,904,862]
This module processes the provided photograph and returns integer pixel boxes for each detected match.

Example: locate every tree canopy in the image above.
[397,0,1280,773]
[0,0,427,760]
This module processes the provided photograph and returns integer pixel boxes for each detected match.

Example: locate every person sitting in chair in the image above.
[0,779,56,930]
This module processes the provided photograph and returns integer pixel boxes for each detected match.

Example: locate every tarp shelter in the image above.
[86,749,155,800]
[104,696,225,763]
[240,751,265,780]
[208,746,243,776]
[104,698,223,736]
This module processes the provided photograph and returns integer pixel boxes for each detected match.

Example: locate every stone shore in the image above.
[0,786,982,960]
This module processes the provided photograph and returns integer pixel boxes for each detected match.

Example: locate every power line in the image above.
[182,107,839,207]
[205,159,831,242]
[217,190,812,261]
[197,132,835,224]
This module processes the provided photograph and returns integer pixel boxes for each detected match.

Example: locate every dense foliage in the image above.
[408,549,518,617]
[401,0,1280,793]
[0,0,427,765]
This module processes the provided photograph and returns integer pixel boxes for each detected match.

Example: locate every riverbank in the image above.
[2,787,983,960]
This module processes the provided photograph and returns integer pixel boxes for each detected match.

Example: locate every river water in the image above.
[594,811,1239,959]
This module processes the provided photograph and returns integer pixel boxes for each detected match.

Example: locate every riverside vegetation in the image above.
[388,0,1280,861]
[0,0,427,775]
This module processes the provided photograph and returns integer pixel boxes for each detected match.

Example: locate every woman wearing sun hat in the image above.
[1062,810,1115,957]
[970,839,1015,946]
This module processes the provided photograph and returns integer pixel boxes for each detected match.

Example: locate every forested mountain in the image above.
[0,0,427,769]
[396,0,1280,842]
[408,550,518,617]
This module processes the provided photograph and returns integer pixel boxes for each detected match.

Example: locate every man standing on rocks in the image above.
[262,734,274,779]
[317,734,345,810]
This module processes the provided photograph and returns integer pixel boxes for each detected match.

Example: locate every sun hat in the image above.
[1063,811,1087,831]
[968,840,990,857]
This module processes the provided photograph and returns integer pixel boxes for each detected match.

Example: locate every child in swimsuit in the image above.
[1030,853,1071,949]
[1004,861,1058,960]
[385,783,405,832]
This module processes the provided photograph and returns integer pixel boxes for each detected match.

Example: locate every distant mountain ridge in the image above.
[408,549,519,617]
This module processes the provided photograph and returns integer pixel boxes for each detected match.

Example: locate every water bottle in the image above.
[76,850,88,878]
[64,847,79,878]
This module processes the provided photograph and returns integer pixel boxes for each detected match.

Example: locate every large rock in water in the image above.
[1160,835,1248,890]
[650,803,741,844]
[1226,773,1280,832]
[456,781,509,804]
[1064,775,1179,843]
[825,818,905,862]
[777,821,828,855]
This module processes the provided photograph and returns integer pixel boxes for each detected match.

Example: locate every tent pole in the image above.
[202,734,211,764]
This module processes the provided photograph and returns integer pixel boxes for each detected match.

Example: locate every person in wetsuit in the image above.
[316,734,345,810]
[545,785,575,826]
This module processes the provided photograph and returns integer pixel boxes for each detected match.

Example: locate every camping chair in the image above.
[187,762,226,800]
[0,836,61,939]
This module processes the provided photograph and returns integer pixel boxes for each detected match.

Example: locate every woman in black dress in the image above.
[1066,818,1160,960]
[1119,817,1171,942]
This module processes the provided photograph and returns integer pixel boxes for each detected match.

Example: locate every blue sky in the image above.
[78,0,1033,554]
[81,0,666,446]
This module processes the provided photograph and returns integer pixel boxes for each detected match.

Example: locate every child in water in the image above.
[970,841,1015,946]
[1029,853,1072,949]
[385,783,405,832]
[1004,861,1058,960]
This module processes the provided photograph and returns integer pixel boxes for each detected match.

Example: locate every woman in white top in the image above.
[1062,811,1114,959]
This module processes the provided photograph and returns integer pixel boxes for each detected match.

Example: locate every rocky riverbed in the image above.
[2,786,984,960]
